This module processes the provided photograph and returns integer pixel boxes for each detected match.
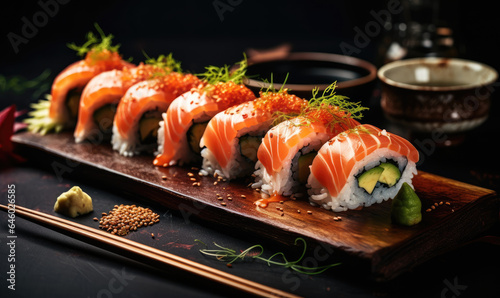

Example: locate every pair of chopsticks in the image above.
[0,204,301,298]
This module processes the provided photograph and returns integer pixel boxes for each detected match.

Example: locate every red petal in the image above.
[0,105,16,152]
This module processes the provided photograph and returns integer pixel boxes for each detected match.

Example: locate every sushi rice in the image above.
[307,148,417,212]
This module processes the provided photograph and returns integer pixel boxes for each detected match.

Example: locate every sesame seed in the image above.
[307,211,312,214]
[426,208,432,212]
[240,195,246,198]
[161,175,167,180]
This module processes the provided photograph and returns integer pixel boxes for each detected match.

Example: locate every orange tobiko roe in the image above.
[208,81,256,109]
[254,90,308,115]
[149,72,203,98]
[304,107,355,133]
[83,49,126,70]
[120,63,170,90]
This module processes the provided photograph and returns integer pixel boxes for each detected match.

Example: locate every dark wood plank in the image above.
[12,132,499,281]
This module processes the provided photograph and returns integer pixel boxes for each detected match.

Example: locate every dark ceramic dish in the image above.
[378,57,497,144]
[244,52,377,101]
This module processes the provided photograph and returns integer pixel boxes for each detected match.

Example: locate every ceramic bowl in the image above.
[378,57,497,141]
[244,52,377,101]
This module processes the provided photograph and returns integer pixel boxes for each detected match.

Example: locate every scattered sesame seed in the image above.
[297,210,301,213]
[431,205,436,209]
[221,202,226,206]
[307,211,312,214]
[426,208,432,212]
[161,175,167,180]
[445,202,451,205]
[439,201,443,205]
[187,172,194,177]
[240,195,246,198]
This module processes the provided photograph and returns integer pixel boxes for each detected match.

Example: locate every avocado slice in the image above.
[66,88,83,119]
[239,135,262,162]
[358,166,384,194]
[187,122,208,154]
[297,151,317,183]
[378,162,401,187]
[93,104,116,133]
[139,116,161,143]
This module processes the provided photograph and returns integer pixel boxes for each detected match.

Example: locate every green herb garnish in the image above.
[142,51,183,76]
[0,69,51,99]
[197,56,248,86]
[196,237,340,275]
[273,82,368,129]
[260,72,289,96]
[306,82,368,120]
[67,23,120,57]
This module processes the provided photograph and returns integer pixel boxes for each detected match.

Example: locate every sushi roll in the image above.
[253,85,365,199]
[25,24,133,134]
[199,88,307,180]
[74,54,180,143]
[307,124,420,212]
[153,60,256,167]
[111,69,201,157]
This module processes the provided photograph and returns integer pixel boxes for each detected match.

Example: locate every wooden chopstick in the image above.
[0,204,301,298]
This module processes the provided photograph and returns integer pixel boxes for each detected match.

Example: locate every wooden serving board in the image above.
[12,132,499,281]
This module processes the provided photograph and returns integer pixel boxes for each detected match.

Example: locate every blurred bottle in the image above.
[377,0,464,66]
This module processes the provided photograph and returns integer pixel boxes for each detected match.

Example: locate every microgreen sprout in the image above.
[142,51,183,75]
[67,23,120,57]
[196,237,340,275]
[198,56,248,86]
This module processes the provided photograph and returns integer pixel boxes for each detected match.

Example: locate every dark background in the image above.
[1,0,499,110]
[1,2,500,297]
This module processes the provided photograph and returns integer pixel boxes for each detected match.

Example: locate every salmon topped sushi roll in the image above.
[199,86,308,180]
[74,54,179,143]
[112,61,201,157]
[153,60,256,167]
[25,24,133,134]
[253,83,366,200]
[308,124,420,212]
